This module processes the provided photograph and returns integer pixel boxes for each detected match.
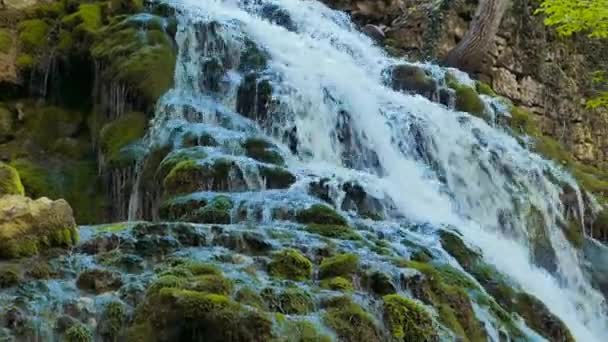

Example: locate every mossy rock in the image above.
[320,276,354,292]
[383,294,437,342]
[0,29,12,54]
[259,166,296,189]
[91,16,177,105]
[235,287,266,310]
[243,138,284,165]
[26,261,53,279]
[99,112,147,166]
[163,158,234,195]
[109,0,145,15]
[61,3,103,34]
[0,195,78,259]
[305,223,360,240]
[65,322,93,342]
[99,301,127,340]
[323,297,381,342]
[262,287,314,315]
[190,195,233,224]
[296,204,348,226]
[268,248,313,281]
[454,86,486,118]
[76,268,123,294]
[276,320,332,342]
[18,19,50,53]
[0,105,14,143]
[319,253,359,279]
[0,266,21,288]
[22,105,84,147]
[0,162,24,196]
[157,147,208,179]
[390,64,437,98]
[187,274,234,295]
[130,288,274,341]
[363,271,396,296]
[475,81,496,96]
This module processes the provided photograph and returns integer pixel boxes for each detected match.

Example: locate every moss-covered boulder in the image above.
[76,268,123,294]
[390,64,437,99]
[296,204,348,226]
[163,158,240,195]
[99,112,147,166]
[262,287,314,315]
[129,289,274,341]
[243,138,284,165]
[305,223,360,240]
[454,86,486,117]
[65,322,93,342]
[382,294,437,342]
[323,297,381,342]
[268,248,313,281]
[0,195,77,259]
[0,162,24,196]
[91,15,177,105]
[259,165,296,189]
[320,276,354,292]
[319,253,359,279]
[190,195,232,224]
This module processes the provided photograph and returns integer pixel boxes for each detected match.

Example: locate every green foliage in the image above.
[62,3,103,33]
[536,0,608,38]
[268,248,313,281]
[0,29,12,54]
[65,323,93,342]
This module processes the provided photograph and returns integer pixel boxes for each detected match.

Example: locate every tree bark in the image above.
[445,0,510,72]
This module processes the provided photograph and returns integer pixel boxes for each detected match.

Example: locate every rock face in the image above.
[325,0,608,166]
[0,195,78,258]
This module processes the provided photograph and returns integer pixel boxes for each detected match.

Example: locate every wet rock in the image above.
[0,195,78,259]
[268,248,313,281]
[363,271,396,296]
[236,73,272,123]
[5,307,25,331]
[260,4,296,31]
[261,287,314,315]
[390,64,437,99]
[76,269,123,294]
[259,166,296,189]
[583,238,608,298]
[308,178,333,203]
[55,315,79,334]
[362,24,385,41]
[79,235,122,255]
[200,57,225,92]
[215,230,272,254]
[0,266,20,288]
[341,182,385,220]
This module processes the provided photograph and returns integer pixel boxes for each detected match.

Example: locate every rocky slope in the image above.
[0,0,607,341]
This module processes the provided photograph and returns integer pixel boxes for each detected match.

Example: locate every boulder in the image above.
[0,195,78,259]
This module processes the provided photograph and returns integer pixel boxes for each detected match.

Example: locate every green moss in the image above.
[259,166,296,189]
[319,253,359,279]
[99,112,147,165]
[508,106,541,137]
[0,266,20,288]
[187,274,233,295]
[268,248,313,281]
[65,322,93,342]
[383,294,436,341]
[18,19,50,53]
[235,287,266,310]
[109,0,145,15]
[0,29,12,54]
[364,271,396,296]
[157,147,208,179]
[163,159,233,195]
[16,54,35,69]
[62,3,103,33]
[262,287,314,315]
[103,301,126,339]
[191,195,233,224]
[305,223,359,240]
[320,276,354,292]
[475,81,496,96]
[277,320,332,342]
[323,298,380,342]
[296,204,348,226]
[0,162,24,196]
[133,288,274,341]
[243,138,284,165]
[455,86,486,117]
[91,17,177,104]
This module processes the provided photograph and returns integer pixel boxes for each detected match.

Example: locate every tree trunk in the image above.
[445,0,510,72]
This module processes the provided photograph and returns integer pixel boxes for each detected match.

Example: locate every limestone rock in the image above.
[0,195,78,259]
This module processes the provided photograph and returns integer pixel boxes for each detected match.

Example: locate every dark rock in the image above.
[236,73,272,123]
[362,24,385,41]
[215,231,272,254]
[5,307,25,330]
[390,64,437,99]
[364,271,396,296]
[76,269,123,294]
[260,4,296,31]
[341,182,385,220]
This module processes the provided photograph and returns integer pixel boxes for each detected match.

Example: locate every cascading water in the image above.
[125,0,608,340]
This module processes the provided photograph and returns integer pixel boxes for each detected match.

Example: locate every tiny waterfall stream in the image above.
[132,0,607,340]
[1,0,607,341]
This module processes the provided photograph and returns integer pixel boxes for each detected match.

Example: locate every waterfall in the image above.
[127,0,608,340]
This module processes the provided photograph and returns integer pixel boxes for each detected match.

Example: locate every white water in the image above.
[155,0,608,340]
